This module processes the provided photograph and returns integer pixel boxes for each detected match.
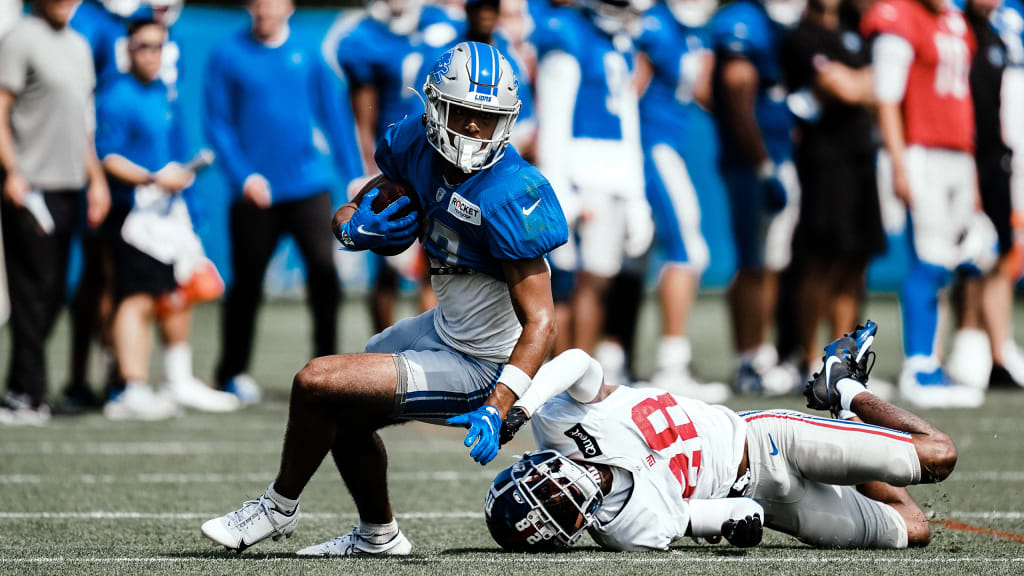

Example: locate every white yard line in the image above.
[0,470,496,485]
[0,556,1021,565]
[0,510,1020,521]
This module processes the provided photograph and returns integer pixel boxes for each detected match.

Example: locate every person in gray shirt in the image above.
[0,0,110,425]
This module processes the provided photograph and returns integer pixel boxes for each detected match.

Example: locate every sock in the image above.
[164,343,193,385]
[656,337,691,372]
[359,519,399,544]
[837,378,872,412]
[266,483,299,514]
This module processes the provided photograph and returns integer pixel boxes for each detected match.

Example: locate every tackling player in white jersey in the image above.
[487,321,957,551]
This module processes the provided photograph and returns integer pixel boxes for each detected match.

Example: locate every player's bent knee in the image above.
[919,431,957,483]
[292,357,338,400]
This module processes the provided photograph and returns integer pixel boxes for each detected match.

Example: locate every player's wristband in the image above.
[497,364,532,398]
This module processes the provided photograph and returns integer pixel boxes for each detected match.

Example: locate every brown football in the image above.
[362,174,422,257]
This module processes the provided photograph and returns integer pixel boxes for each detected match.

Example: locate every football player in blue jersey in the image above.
[323,0,461,333]
[201,42,568,557]
[636,0,729,402]
[711,0,804,395]
[533,0,654,369]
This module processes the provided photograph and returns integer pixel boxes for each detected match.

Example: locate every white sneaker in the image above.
[223,374,262,406]
[169,378,241,413]
[947,329,992,390]
[0,394,51,427]
[594,341,630,387]
[899,359,984,409]
[296,528,412,557]
[103,385,179,421]
[651,371,731,403]
[760,361,804,396]
[1001,340,1024,387]
[201,494,299,552]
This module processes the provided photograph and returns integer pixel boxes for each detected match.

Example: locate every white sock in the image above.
[164,343,193,385]
[359,519,399,544]
[837,378,872,412]
[266,484,298,514]
[656,337,691,372]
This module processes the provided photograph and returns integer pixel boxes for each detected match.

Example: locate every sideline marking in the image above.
[935,520,1024,544]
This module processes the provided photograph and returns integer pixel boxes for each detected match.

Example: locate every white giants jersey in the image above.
[530,386,747,550]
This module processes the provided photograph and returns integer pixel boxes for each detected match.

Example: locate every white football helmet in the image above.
[422,41,521,173]
[667,0,717,28]
[146,0,183,26]
[762,0,807,27]
[579,0,654,36]
[102,0,142,18]
[367,0,424,35]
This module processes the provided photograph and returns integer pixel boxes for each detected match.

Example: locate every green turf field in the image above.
[1,295,1022,575]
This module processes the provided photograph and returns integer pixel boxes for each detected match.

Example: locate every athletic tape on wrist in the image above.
[498,364,532,398]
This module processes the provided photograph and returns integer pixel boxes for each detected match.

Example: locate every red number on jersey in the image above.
[631,393,702,498]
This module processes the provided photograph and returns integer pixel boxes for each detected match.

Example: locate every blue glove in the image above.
[338,188,419,251]
[446,405,502,465]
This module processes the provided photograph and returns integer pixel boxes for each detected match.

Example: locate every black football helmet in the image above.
[484,450,603,552]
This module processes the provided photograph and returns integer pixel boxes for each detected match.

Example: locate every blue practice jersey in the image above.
[532,7,634,141]
[204,30,361,203]
[710,0,793,167]
[637,3,709,137]
[96,75,176,205]
[374,117,568,281]
[326,6,462,131]
[70,0,127,86]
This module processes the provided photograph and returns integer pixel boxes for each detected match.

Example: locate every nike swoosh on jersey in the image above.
[522,198,541,216]
[357,225,385,237]
[768,433,778,456]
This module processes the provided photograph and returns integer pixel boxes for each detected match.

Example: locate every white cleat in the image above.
[899,359,984,409]
[760,361,804,396]
[1000,340,1024,387]
[295,528,412,557]
[201,495,299,552]
[169,377,242,413]
[103,385,178,421]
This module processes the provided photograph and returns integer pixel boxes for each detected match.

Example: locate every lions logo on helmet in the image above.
[422,42,521,173]
[485,451,603,552]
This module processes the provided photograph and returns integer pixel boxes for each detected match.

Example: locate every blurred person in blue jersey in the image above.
[0,0,110,425]
[96,19,240,421]
[323,0,460,332]
[201,42,568,556]
[204,0,361,404]
[779,0,884,377]
[70,0,140,84]
[533,0,654,379]
[711,0,804,395]
[635,0,730,402]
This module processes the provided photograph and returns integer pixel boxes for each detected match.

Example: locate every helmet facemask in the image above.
[485,451,604,551]
[422,42,521,173]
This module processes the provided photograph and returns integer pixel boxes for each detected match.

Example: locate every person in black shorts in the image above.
[781,0,885,373]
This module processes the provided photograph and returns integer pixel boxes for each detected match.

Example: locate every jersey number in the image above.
[933,32,969,99]
[429,219,461,265]
[603,52,630,119]
[631,393,702,498]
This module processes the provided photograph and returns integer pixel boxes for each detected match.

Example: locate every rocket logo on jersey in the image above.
[448,192,482,225]
[564,424,603,458]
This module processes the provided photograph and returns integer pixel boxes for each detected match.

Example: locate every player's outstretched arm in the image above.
[447,257,557,464]
[848,393,957,483]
